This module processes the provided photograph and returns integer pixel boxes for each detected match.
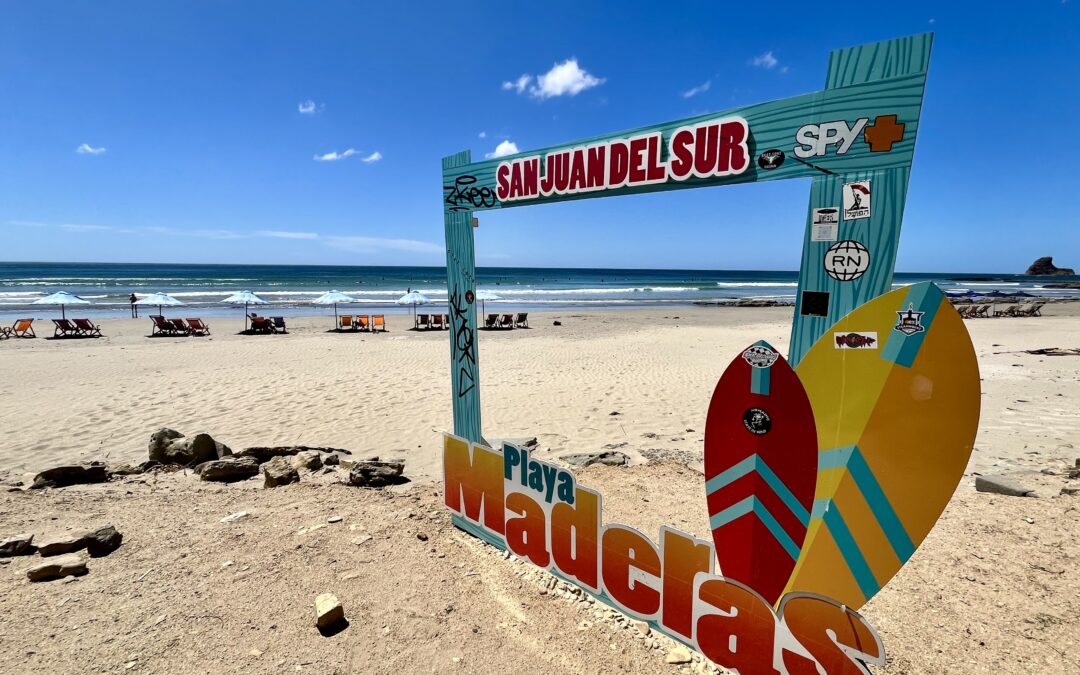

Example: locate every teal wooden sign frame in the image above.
[442,34,932,444]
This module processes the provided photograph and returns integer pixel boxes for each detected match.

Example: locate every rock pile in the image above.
[1025,256,1075,276]
[1,524,123,583]
[348,459,407,487]
[149,428,232,466]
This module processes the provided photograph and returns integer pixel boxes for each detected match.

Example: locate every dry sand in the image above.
[1,306,1078,673]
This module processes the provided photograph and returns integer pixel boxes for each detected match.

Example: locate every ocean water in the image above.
[0,262,1076,319]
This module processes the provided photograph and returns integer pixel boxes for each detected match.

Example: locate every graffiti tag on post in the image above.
[444,175,497,212]
[448,287,476,398]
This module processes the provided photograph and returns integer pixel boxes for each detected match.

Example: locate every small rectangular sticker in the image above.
[842,180,871,220]
[834,331,878,349]
[811,207,840,242]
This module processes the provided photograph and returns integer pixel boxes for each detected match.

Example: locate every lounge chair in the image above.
[416,314,430,330]
[250,316,273,334]
[7,318,35,338]
[515,312,529,328]
[339,315,355,332]
[443,314,450,329]
[356,315,371,332]
[971,305,991,318]
[170,318,191,334]
[485,314,499,329]
[372,315,387,332]
[956,305,972,318]
[73,318,103,337]
[430,314,443,330]
[271,317,287,333]
[150,315,175,336]
[186,318,210,336]
[1017,302,1045,317]
[992,304,1014,317]
[499,313,515,328]
[52,319,81,338]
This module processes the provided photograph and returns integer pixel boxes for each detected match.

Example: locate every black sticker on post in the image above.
[743,408,772,435]
[800,290,830,317]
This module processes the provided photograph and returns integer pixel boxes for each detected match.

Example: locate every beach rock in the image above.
[1025,256,1075,276]
[322,454,341,466]
[107,464,143,478]
[220,511,250,524]
[553,321,562,326]
[31,462,109,489]
[291,450,323,472]
[26,553,87,582]
[148,428,184,460]
[0,534,35,557]
[238,446,353,463]
[560,451,630,468]
[315,593,346,630]
[36,531,88,557]
[348,460,406,487]
[493,437,539,449]
[975,475,1036,498]
[84,525,123,557]
[665,645,693,664]
[263,456,300,488]
[199,456,259,482]
[1061,487,1079,497]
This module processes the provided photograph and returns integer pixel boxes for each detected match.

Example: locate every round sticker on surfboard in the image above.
[784,282,980,610]
[704,340,818,605]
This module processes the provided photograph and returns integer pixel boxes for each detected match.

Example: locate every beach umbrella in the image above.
[312,290,357,327]
[475,289,501,316]
[33,290,90,320]
[222,290,267,332]
[396,290,430,326]
[134,292,184,316]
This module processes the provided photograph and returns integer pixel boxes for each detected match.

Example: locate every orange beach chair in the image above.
[372,315,386,332]
[6,318,36,338]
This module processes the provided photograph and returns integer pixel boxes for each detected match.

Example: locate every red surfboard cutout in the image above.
[704,340,818,605]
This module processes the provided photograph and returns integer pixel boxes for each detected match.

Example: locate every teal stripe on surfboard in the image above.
[881,282,943,368]
[705,454,810,527]
[821,505,880,600]
[709,496,801,561]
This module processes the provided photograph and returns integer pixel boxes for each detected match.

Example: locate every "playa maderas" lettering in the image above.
[495,116,750,203]
[443,434,885,674]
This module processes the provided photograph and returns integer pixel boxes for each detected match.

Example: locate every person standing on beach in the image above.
[129,293,138,318]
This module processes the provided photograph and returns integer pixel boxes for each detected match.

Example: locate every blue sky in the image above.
[2,1,1077,273]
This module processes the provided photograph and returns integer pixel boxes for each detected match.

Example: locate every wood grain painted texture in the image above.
[788,34,933,366]
[442,151,482,443]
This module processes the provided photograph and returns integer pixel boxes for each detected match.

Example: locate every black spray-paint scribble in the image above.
[448,286,476,398]
[444,175,496,212]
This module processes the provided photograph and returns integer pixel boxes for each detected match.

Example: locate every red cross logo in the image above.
[863,115,905,152]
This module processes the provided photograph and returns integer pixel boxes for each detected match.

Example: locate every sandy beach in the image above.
[2,306,1079,673]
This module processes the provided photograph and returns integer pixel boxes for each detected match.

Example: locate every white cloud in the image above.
[682,80,711,99]
[478,131,487,139]
[325,236,444,254]
[360,151,382,163]
[485,140,519,159]
[76,143,106,155]
[502,75,532,94]
[503,59,605,100]
[313,148,358,162]
[751,51,779,69]
[256,230,320,240]
[530,59,604,99]
[298,100,321,114]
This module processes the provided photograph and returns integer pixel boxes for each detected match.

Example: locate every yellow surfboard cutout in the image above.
[784,282,980,609]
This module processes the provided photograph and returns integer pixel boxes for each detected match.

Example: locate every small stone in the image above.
[328,516,344,524]
[31,462,109,489]
[1061,487,1079,496]
[84,525,123,557]
[26,553,87,582]
[348,460,406,488]
[36,532,88,557]
[290,450,323,472]
[632,620,651,636]
[666,645,693,664]
[974,475,1036,498]
[222,560,234,568]
[263,456,300,488]
[249,648,263,657]
[198,456,259,483]
[322,454,340,466]
[0,533,35,557]
[315,593,345,630]
[417,533,428,542]
[351,535,372,546]
[553,320,562,326]
[560,451,630,468]
[220,511,250,524]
